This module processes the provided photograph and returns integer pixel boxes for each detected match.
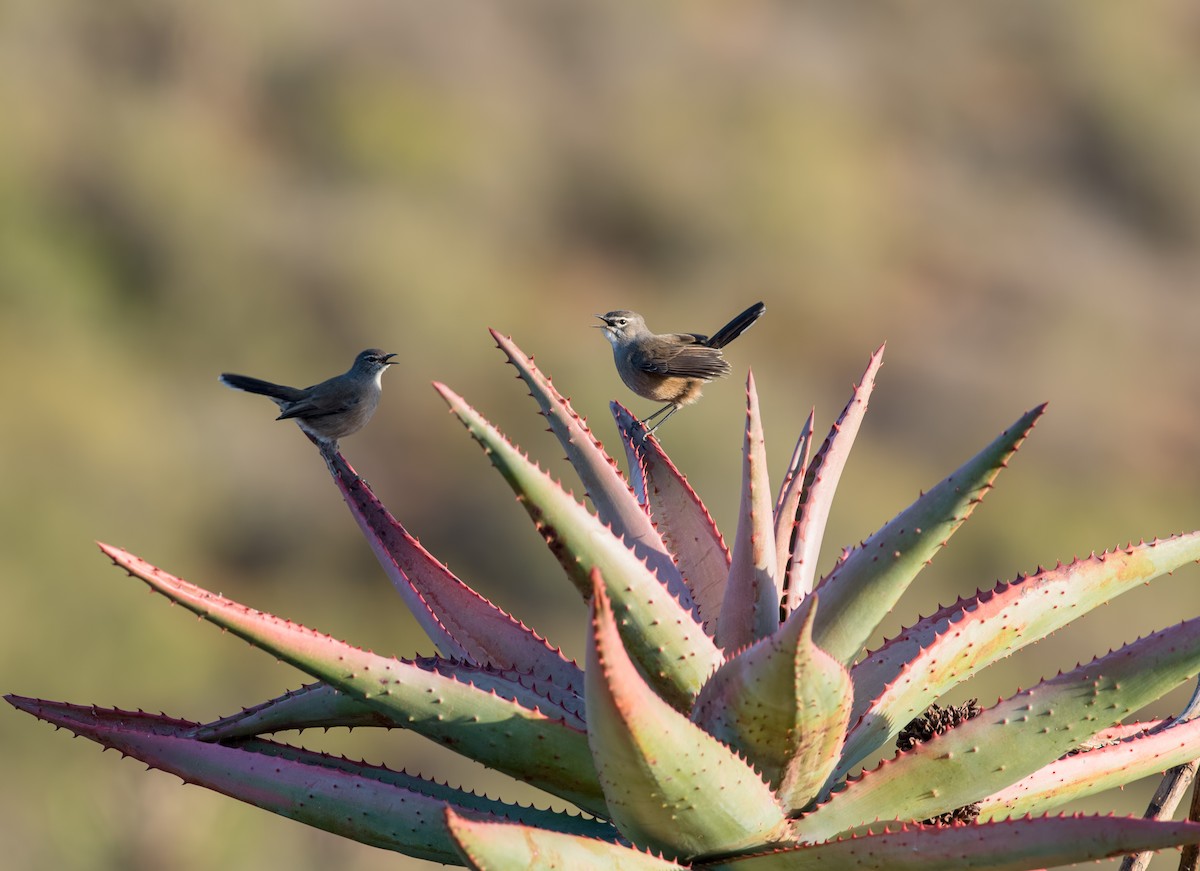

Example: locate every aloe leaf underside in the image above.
[612,400,731,634]
[6,696,615,865]
[320,446,585,696]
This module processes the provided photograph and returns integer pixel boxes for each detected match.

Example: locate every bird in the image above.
[596,301,766,435]
[219,349,397,446]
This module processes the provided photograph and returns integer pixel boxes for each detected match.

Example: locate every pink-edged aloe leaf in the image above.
[813,402,1044,668]
[585,571,789,860]
[691,594,851,813]
[1080,719,1172,747]
[798,615,1200,842]
[703,815,1200,871]
[191,681,403,739]
[838,531,1200,779]
[435,383,723,710]
[318,443,584,697]
[979,716,1200,819]
[99,543,606,815]
[193,666,586,742]
[446,808,687,871]
[773,408,814,584]
[718,371,781,652]
[490,329,685,594]
[613,401,730,634]
[783,345,884,613]
[5,697,618,865]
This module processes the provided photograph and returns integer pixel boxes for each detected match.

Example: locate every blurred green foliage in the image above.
[4,2,1200,868]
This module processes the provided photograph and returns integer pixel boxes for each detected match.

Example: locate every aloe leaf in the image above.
[979,716,1200,818]
[773,409,814,585]
[784,345,884,612]
[5,697,618,865]
[613,400,730,634]
[586,571,789,859]
[838,531,1200,778]
[194,667,586,742]
[318,445,584,696]
[718,371,781,652]
[190,681,405,739]
[445,808,687,871]
[490,329,685,593]
[798,615,1200,842]
[691,594,851,812]
[703,815,1200,871]
[813,402,1044,667]
[99,543,606,815]
[435,383,723,709]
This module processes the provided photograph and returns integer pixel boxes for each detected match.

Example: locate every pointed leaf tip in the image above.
[719,370,780,652]
[812,402,1045,668]
[783,347,884,611]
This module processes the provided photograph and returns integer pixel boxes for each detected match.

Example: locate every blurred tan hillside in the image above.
[4,2,1200,869]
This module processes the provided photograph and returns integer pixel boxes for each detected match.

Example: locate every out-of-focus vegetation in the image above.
[4,2,1200,869]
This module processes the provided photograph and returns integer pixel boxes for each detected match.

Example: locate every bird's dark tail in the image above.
[218,373,305,403]
[707,301,766,349]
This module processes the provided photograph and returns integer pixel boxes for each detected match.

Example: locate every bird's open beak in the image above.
[382,353,398,365]
[593,314,609,328]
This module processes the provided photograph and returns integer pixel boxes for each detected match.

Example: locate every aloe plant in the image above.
[10,331,1200,870]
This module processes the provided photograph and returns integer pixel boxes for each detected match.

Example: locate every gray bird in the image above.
[219,349,396,446]
[596,302,766,434]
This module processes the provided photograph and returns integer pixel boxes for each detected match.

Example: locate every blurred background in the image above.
[4,1,1200,868]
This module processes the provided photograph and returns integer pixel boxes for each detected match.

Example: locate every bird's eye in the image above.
[616,318,627,327]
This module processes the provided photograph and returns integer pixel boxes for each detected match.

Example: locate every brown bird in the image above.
[596,302,766,434]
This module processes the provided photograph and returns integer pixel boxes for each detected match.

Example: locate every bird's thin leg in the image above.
[642,403,675,424]
[643,405,680,436]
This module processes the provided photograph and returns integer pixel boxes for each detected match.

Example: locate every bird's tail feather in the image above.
[707,301,766,349]
[218,373,304,403]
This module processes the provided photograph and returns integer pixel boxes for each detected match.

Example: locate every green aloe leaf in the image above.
[435,382,723,709]
[6,697,617,865]
[703,815,1200,871]
[813,402,1044,667]
[979,716,1200,818]
[784,345,884,612]
[773,409,814,583]
[193,666,586,742]
[613,400,730,634]
[691,594,851,812]
[586,571,789,860]
[191,681,407,739]
[99,543,606,815]
[718,371,781,652]
[319,445,585,696]
[491,329,685,592]
[798,614,1200,842]
[445,808,687,871]
[838,531,1200,778]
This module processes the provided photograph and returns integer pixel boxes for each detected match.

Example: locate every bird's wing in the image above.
[276,390,361,421]
[630,337,731,380]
